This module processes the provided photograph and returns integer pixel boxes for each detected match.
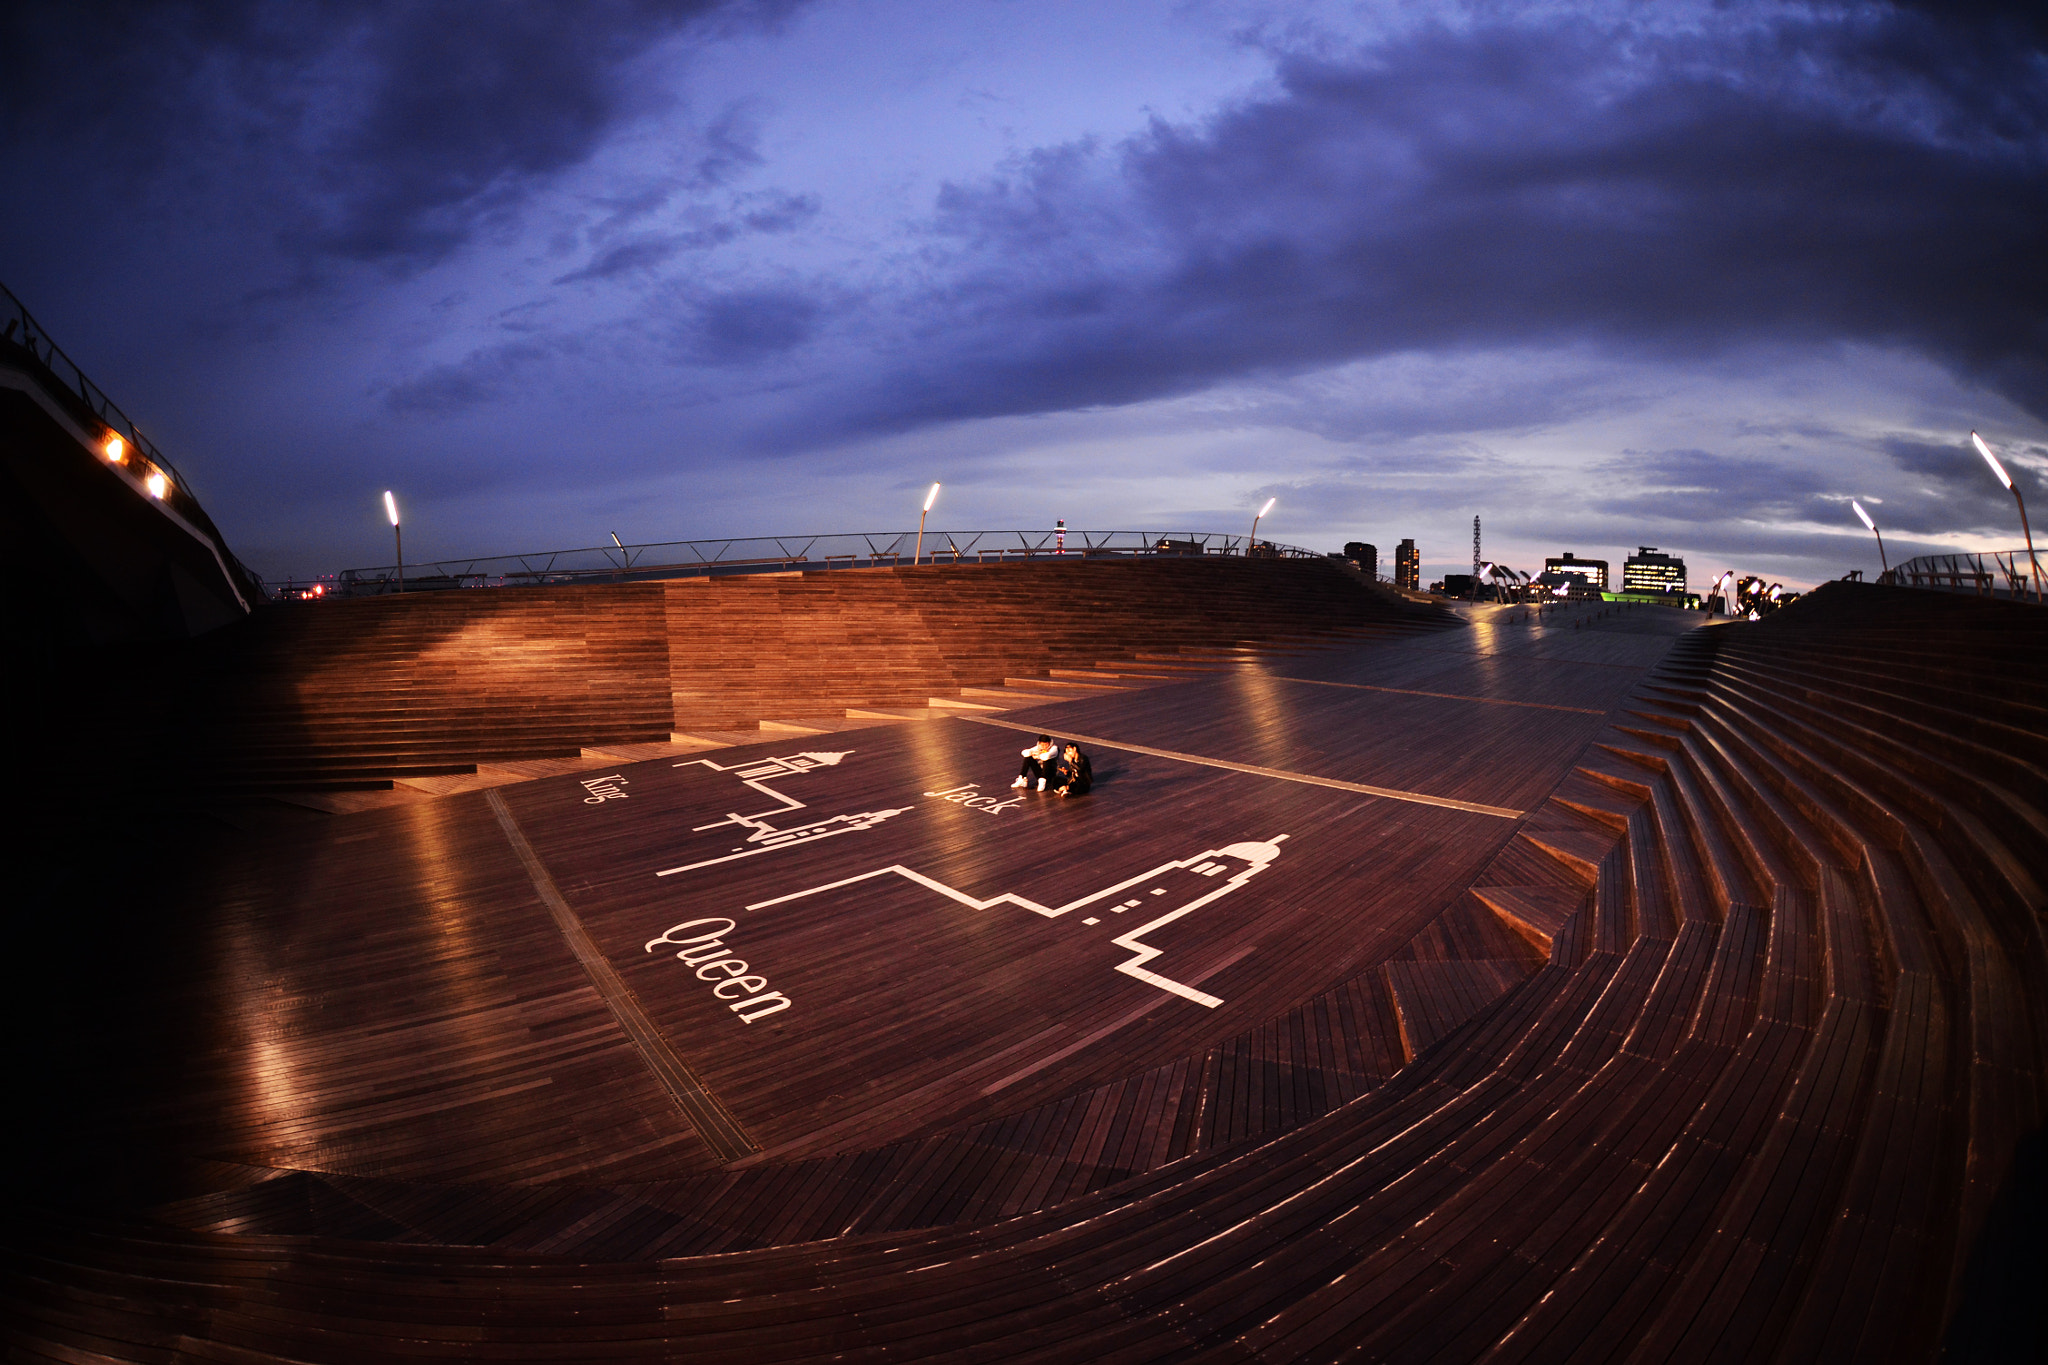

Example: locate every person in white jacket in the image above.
[1012,735,1059,790]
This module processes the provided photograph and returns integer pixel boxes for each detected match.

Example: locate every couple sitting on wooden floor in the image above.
[1013,735,1092,796]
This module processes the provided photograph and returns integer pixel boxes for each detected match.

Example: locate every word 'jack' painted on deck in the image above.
[746,836,1290,1008]
[656,749,914,877]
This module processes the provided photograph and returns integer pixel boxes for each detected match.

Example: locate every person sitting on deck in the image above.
[1052,743,1092,797]
[1013,735,1059,790]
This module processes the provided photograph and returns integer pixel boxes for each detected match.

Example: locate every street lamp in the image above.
[915,482,940,564]
[1972,430,2043,603]
[384,490,403,593]
[1851,500,1888,575]
[1710,569,1735,615]
[1249,497,1275,554]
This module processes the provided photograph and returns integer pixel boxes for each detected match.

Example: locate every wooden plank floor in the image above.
[14,585,2044,1362]
[68,603,1703,1195]
[504,718,1512,1161]
[980,606,1690,811]
[91,794,724,1186]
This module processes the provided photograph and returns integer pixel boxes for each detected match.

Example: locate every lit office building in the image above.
[1623,546,1688,596]
[1543,551,1608,591]
[1344,541,1378,579]
[1394,539,1419,590]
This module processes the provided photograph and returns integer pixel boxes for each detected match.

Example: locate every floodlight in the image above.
[1971,431,2013,490]
[1969,429,2042,602]
[1248,497,1275,552]
[383,491,404,592]
[915,483,941,562]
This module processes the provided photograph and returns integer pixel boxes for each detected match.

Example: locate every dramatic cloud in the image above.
[830,5,2048,435]
[2,0,807,269]
[686,288,822,363]
[2,1,2043,586]
[552,191,817,283]
[382,339,560,415]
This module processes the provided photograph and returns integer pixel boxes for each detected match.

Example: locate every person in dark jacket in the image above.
[1053,743,1092,797]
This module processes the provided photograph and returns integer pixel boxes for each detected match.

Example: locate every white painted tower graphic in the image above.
[656,750,912,876]
[746,835,1289,1007]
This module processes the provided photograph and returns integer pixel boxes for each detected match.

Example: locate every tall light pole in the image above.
[1249,497,1275,554]
[1972,431,2042,603]
[915,482,940,564]
[1852,500,1888,576]
[383,490,403,593]
[1711,569,1735,616]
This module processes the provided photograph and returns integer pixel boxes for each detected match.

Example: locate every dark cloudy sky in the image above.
[5,0,2045,587]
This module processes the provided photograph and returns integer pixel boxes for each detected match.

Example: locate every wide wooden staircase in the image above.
[115,556,1447,796]
[7,582,2043,1361]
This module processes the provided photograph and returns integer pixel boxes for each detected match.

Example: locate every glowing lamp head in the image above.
[144,470,169,499]
[383,490,400,526]
[102,433,125,462]
[923,481,940,513]
[1852,499,1876,531]
[1971,431,2013,490]
[1257,497,1276,518]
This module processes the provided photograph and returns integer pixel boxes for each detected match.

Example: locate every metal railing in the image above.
[1,281,266,602]
[336,529,1325,595]
[1878,550,2042,603]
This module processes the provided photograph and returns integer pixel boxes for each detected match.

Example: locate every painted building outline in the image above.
[655,749,914,877]
[745,835,1289,1007]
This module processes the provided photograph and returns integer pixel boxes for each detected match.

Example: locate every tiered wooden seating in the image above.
[153,582,679,793]
[113,556,1448,794]
[8,583,2042,1361]
[665,556,1449,731]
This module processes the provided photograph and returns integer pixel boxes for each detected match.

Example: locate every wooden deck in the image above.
[6,577,2042,1362]
[101,555,1449,795]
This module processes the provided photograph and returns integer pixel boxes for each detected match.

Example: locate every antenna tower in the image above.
[1473,515,1482,582]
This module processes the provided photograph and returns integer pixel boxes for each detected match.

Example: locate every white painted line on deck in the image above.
[1268,676,1608,716]
[959,717,1524,819]
[488,790,759,1161]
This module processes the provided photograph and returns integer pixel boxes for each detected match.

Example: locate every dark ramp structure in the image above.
[1,285,258,647]
[2,318,2043,1361]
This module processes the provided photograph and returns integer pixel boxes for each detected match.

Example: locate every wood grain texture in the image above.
[10,580,2044,1364]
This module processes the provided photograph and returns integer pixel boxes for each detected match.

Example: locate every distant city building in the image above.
[1544,551,1609,591]
[1394,539,1419,591]
[1535,571,1603,600]
[1344,541,1378,579]
[1440,574,1475,598]
[1623,546,1687,596]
